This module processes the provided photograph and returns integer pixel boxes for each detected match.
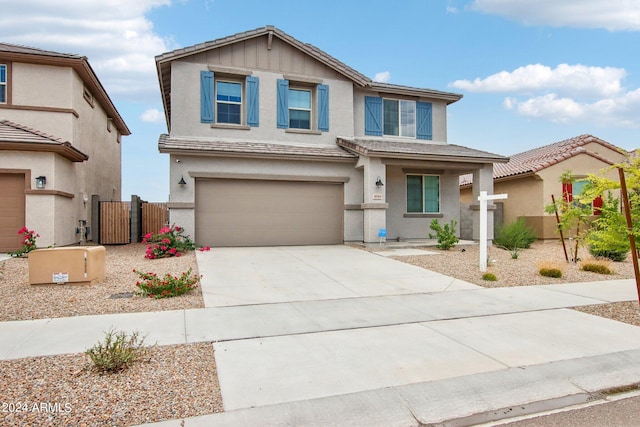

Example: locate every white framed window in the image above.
[0,64,6,104]
[288,88,312,129]
[406,174,439,213]
[384,99,415,138]
[215,80,243,125]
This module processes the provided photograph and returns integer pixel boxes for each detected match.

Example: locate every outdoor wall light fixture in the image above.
[375,177,384,187]
[178,176,187,187]
[35,176,47,189]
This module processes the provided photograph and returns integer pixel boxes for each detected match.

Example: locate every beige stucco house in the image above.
[460,134,628,239]
[0,43,130,251]
[156,26,507,247]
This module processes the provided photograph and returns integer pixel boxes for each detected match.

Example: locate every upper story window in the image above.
[200,70,259,127]
[216,80,243,125]
[288,88,312,129]
[365,96,432,140]
[383,99,415,138]
[277,78,329,132]
[0,64,7,104]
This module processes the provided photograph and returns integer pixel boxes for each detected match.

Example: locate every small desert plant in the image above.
[85,329,151,373]
[134,268,200,298]
[482,272,497,281]
[142,224,196,259]
[538,260,564,278]
[580,259,614,275]
[494,218,537,250]
[429,219,459,250]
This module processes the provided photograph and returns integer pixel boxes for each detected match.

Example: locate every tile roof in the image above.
[0,120,88,161]
[459,134,626,186]
[0,42,83,59]
[337,138,508,163]
[158,134,357,161]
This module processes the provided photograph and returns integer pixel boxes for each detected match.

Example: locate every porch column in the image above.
[361,156,388,243]
[471,163,495,241]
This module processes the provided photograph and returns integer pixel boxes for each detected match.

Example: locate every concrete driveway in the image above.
[184,245,640,425]
[195,245,478,307]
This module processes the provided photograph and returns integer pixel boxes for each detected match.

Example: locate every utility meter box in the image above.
[28,246,106,285]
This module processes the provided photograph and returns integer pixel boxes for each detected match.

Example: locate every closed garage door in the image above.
[0,174,25,252]
[195,179,344,247]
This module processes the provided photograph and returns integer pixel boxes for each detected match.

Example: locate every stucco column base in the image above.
[363,205,388,243]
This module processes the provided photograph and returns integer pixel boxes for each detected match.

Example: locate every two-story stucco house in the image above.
[155,26,507,247]
[0,43,130,251]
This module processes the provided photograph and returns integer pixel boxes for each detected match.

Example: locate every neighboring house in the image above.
[155,26,507,247]
[460,134,628,239]
[0,43,130,251]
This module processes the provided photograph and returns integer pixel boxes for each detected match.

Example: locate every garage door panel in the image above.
[196,179,343,247]
[0,174,25,252]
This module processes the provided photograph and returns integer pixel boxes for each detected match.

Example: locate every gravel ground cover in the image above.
[0,243,204,322]
[0,342,223,426]
[389,241,640,326]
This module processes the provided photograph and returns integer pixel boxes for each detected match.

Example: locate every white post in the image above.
[479,191,488,272]
[478,191,508,273]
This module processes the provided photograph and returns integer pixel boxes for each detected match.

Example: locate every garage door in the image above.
[0,173,25,252]
[195,179,344,247]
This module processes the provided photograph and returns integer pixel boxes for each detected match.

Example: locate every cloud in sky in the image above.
[468,0,640,31]
[0,0,175,102]
[373,71,391,83]
[141,108,165,123]
[453,64,640,127]
[451,64,626,98]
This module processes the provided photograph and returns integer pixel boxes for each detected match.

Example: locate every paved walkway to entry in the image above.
[2,245,640,426]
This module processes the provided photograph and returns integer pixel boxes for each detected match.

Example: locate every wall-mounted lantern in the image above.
[178,176,187,187]
[375,176,384,187]
[35,176,47,189]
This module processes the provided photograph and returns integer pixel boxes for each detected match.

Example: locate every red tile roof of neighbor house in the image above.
[0,120,88,162]
[459,134,627,186]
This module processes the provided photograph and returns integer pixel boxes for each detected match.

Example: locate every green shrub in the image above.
[134,268,200,299]
[429,219,459,250]
[581,261,613,275]
[586,193,629,262]
[143,224,195,259]
[494,218,537,250]
[85,329,151,373]
[539,268,562,278]
[482,272,497,281]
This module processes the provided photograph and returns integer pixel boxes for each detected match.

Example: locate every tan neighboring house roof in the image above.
[0,42,130,136]
[155,26,463,129]
[0,119,88,162]
[158,134,356,162]
[337,137,508,163]
[459,134,626,186]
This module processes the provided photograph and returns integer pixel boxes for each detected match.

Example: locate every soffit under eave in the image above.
[157,147,357,163]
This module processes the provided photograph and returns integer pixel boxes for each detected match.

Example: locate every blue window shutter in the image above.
[277,79,289,128]
[317,84,329,132]
[200,71,214,123]
[416,101,433,140]
[246,76,259,127]
[364,96,382,136]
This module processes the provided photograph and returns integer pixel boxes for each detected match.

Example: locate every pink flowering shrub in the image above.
[134,268,200,298]
[142,225,195,259]
[8,227,39,257]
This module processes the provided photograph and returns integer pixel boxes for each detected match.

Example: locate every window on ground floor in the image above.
[407,174,439,213]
